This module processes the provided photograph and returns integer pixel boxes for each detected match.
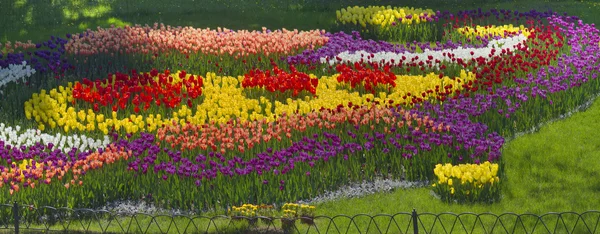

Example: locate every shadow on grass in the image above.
[3,0,598,43]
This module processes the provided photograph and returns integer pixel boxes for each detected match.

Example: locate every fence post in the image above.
[13,202,19,234]
[412,208,418,234]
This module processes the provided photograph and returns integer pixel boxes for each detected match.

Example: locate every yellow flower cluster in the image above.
[24,83,170,135]
[24,70,474,134]
[384,70,475,106]
[433,161,500,195]
[229,204,259,217]
[336,6,435,27]
[282,209,297,219]
[226,203,314,219]
[456,24,532,38]
[281,203,316,218]
[24,87,72,132]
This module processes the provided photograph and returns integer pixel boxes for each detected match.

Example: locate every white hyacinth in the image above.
[320,34,528,66]
[0,123,111,152]
[0,61,36,94]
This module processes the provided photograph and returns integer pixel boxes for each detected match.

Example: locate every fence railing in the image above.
[0,203,599,234]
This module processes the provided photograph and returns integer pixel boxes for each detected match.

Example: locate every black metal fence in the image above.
[1,203,599,233]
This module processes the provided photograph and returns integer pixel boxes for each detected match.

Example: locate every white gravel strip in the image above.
[297,178,429,205]
[99,200,200,216]
[95,178,428,215]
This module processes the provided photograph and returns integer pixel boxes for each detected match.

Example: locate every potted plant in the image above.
[228,204,258,226]
[298,204,316,225]
[281,208,297,234]
[257,204,276,226]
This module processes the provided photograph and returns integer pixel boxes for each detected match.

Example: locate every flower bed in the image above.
[0,6,598,215]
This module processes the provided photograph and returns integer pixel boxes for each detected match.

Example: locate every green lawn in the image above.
[1,0,599,43]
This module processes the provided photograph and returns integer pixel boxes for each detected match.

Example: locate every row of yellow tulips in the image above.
[336,6,436,28]
[25,70,475,135]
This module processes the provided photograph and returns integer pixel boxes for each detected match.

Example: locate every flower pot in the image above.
[300,216,315,225]
[281,218,296,233]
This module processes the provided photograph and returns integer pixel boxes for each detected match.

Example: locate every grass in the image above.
[1,0,599,43]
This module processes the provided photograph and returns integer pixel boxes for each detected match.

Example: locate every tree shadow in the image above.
[0,0,130,42]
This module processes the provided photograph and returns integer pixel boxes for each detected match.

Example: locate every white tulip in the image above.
[321,34,528,67]
[0,123,110,152]
[0,61,36,94]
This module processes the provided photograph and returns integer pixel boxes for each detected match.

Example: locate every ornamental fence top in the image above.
[1,203,599,234]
